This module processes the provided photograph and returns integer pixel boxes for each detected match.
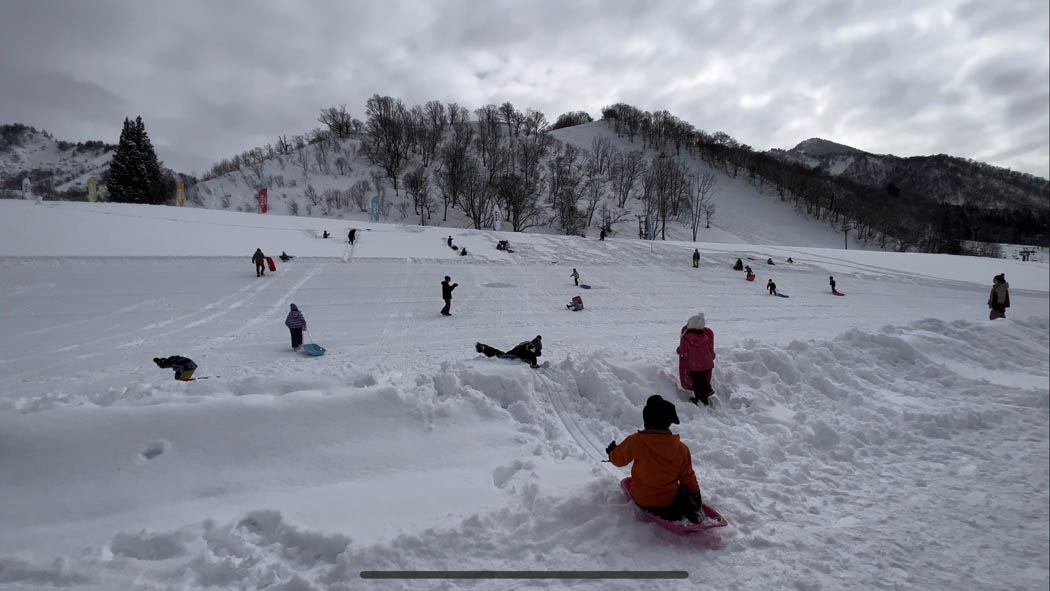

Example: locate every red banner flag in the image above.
[258,188,268,213]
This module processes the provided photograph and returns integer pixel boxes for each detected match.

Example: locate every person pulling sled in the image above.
[285,303,307,351]
[476,335,543,367]
[767,279,777,295]
[607,395,704,523]
[252,248,266,277]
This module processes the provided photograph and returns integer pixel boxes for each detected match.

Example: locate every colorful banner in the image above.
[176,182,185,206]
[87,177,99,202]
[258,188,268,213]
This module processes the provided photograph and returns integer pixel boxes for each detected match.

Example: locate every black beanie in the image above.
[642,395,680,430]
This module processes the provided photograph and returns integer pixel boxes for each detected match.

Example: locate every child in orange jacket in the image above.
[607,395,704,522]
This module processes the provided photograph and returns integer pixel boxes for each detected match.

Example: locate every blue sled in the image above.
[776,293,790,298]
[301,343,327,356]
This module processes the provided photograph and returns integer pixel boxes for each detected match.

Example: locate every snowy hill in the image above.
[770,136,1050,212]
[0,124,115,198]
[194,121,860,249]
[1,200,1048,590]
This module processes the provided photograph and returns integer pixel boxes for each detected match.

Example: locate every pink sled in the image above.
[620,477,728,533]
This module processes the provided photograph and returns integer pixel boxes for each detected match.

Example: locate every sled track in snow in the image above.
[535,370,617,474]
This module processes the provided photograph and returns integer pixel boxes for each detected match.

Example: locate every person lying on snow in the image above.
[279,251,293,262]
[607,395,704,523]
[475,335,543,367]
[154,356,197,381]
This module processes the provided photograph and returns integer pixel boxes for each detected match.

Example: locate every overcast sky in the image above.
[1,0,1047,178]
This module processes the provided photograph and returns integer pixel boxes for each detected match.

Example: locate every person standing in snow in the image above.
[678,313,716,405]
[988,274,1010,320]
[475,335,543,367]
[571,268,580,286]
[447,235,453,248]
[153,355,197,381]
[348,228,357,244]
[322,230,330,239]
[441,275,458,316]
[829,276,837,294]
[607,395,704,523]
[600,229,607,241]
[285,303,307,351]
[692,249,701,268]
[767,279,777,295]
[252,248,266,277]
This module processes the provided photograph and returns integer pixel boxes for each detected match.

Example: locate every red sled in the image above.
[746,273,756,281]
[620,477,728,533]
[832,291,845,296]
[266,257,277,272]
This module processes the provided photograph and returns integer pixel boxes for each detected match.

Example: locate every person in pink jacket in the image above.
[677,313,716,405]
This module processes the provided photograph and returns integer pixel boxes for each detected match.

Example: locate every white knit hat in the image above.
[686,313,706,330]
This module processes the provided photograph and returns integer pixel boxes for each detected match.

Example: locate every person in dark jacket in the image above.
[600,229,607,241]
[829,276,837,293]
[285,303,307,351]
[692,249,700,268]
[441,276,458,316]
[767,257,775,265]
[154,356,197,381]
[988,274,1010,320]
[767,278,777,295]
[733,258,744,271]
[607,395,703,523]
[447,235,454,248]
[322,230,330,239]
[475,335,543,367]
[252,248,266,277]
[571,268,580,286]
[279,251,293,262]
[348,228,357,244]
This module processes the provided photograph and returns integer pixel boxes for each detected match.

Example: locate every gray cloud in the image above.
[1,0,1046,178]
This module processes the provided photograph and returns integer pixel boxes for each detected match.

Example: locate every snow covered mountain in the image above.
[771,137,1050,212]
[0,199,1047,590]
[0,124,115,198]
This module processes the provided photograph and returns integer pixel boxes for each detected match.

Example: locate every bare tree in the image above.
[419,100,447,168]
[590,136,613,175]
[293,144,310,178]
[349,180,371,212]
[458,156,496,229]
[318,104,355,138]
[362,94,410,194]
[499,101,518,136]
[703,202,717,228]
[609,150,646,207]
[497,173,545,231]
[474,104,503,170]
[521,108,547,136]
[403,166,433,226]
[435,115,474,220]
[688,171,718,241]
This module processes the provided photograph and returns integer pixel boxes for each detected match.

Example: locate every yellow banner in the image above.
[176,182,185,206]
[87,177,98,202]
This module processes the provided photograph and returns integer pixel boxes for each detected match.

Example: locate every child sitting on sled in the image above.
[607,395,704,523]
[566,295,584,311]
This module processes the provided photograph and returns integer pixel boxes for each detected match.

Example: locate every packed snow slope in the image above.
[0,200,1048,591]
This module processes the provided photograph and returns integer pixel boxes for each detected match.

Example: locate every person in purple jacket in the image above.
[285,303,307,351]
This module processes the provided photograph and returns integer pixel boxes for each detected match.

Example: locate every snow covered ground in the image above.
[0,200,1047,590]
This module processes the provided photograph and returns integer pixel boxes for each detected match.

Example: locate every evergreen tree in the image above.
[106,116,168,204]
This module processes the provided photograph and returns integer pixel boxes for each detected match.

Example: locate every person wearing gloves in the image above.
[285,303,307,351]
[607,395,704,523]
[153,355,197,381]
